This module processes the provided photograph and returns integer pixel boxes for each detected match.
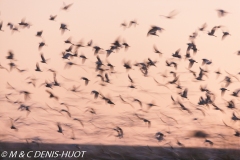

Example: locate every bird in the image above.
[147,58,157,67]
[160,10,179,19]
[39,41,46,50]
[155,132,164,141]
[122,41,130,51]
[216,9,228,17]
[64,37,73,45]
[222,31,231,40]
[62,2,73,11]
[231,89,240,97]
[10,117,21,130]
[8,61,17,71]
[19,91,31,101]
[179,88,189,99]
[0,21,4,31]
[226,100,236,109]
[91,90,100,99]
[93,46,104,55]
[234,50,240,56]
[200,85,209,92]
[36,30,43,37]
[189,31,198,41]
[62,52,73,60]
[46,90,58,100]
[128,19,138,28]
[212,103,224,113]
[113,126,123,138]
[232,112,240,121]
[172,49,181,59]
[167,76,179,85]
[81,77,90,85]
[64,61,79,69]
[57,123,64,134]
[18,18,31,28]
[135,114,151,128]
[146,101,158,110]
[153,78,169,89]
[123,60,132,71]
[6,51,15,60]
[87,40,93,47]
[120,21,128,29]
[35,63,42,72]
[104,73,110,83]
[60,23,70,34]
[188,59,198,68]
[128,74,134,83]
[166,60,177,70]
[153,45,163,57]
[132,98,142,108]
[49,15,57,21]
[220,88,229,96]
[73,118,84,127]
[79,54,87,64]
[39,81,53,89]
[205,139,213,146]
[106,49,115,57]
[75,40,85,50]
[118,95,134,108]
[178,101,191,114]
[202,59,212,65]
[85,107,96,114]
[60,109,71,117]
[207,26,218,37]
[147,25,164,36]
[40,53,49,64]
[199,23,207,31]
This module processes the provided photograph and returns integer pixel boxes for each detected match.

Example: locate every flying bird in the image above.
[62,2,73,11]
[49,15,57,21]
[216,9,228,17]
[160,10,179,19]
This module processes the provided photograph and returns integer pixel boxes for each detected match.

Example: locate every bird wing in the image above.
[40,54,45,61]
[36,63,40,70]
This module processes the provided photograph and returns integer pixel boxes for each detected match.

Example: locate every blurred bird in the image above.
[49,15,57,21]
[160,10,179,19]
[62,2,73,11]
[216,9,228,17]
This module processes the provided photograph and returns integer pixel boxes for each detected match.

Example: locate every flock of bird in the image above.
[0,3,240,151]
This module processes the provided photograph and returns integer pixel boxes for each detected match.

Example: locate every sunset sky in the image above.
[0,0,240,148]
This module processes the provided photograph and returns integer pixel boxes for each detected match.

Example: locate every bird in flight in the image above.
[62,2,73,11]
[60,23,70,34]
[40,53,49,64]
[35,63,42,72]
[0,21,4,31]
[207,26,218,37]
[160,10,179,19]
[147,25,164,36]
[216,9,229,17]
[49,15,57,21]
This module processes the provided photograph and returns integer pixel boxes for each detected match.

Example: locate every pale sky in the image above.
[0,0,240,148]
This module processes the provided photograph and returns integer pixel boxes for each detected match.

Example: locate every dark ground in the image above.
[0,142,240,160]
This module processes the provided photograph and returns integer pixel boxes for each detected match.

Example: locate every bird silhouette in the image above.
[216,9,228,17]
[160,10,179,19]
[208,26,218,37]
[62,2,73,11]
[49,15,57,21]
[46,90,58,100]
[35,63,42,72]
[0,21,4,31]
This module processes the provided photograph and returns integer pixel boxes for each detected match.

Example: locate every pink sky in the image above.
[0,0,240,148]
